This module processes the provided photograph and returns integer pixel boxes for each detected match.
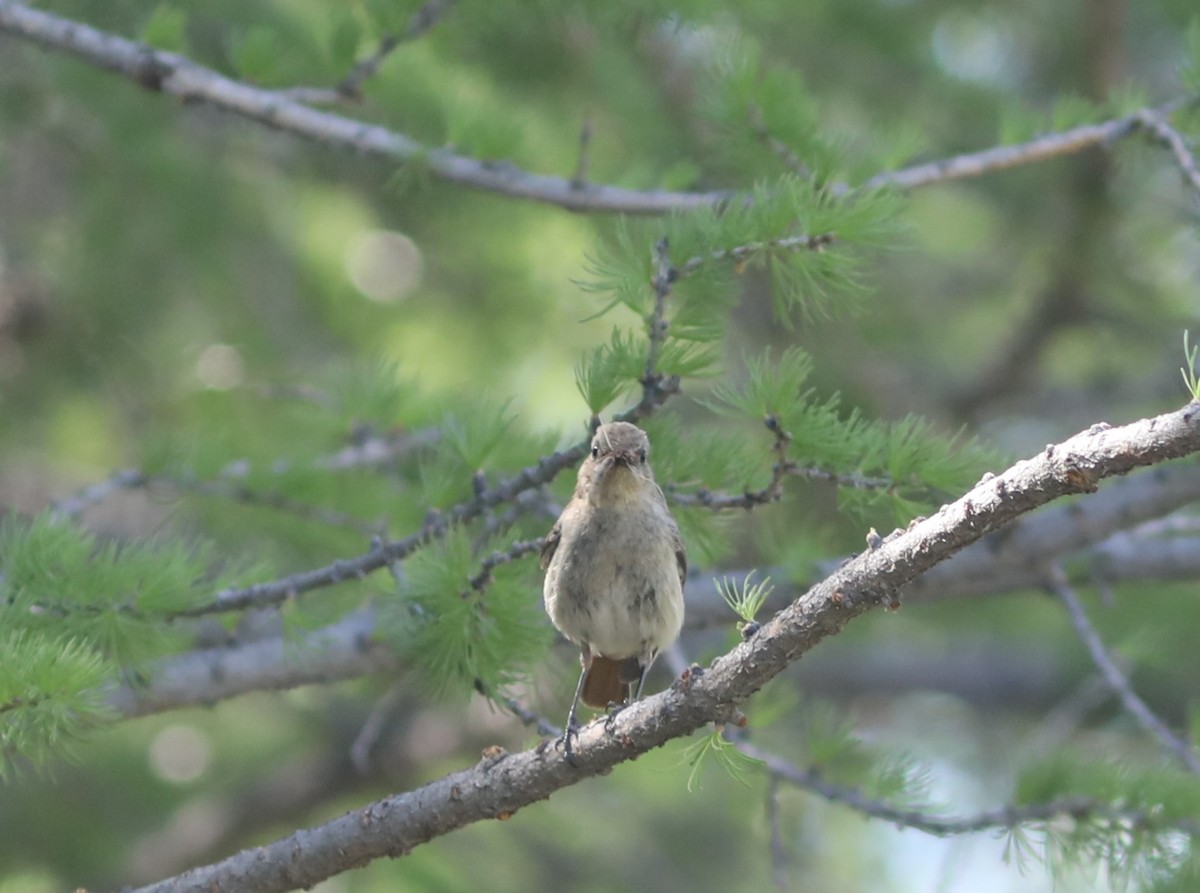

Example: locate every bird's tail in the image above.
[581,655,642,708]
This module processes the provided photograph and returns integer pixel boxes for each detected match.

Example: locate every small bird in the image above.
[541,421,686,763]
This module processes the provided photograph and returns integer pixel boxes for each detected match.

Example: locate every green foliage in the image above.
[1018,754,1200,887]
[704,345,815,422]
[329,357,430,433]
[327,11,363,72]
[0,632,114,780]
[716,571,774,624]
[861,753,933,809]
[673,507,732,567]
[442,399,516,469]
[140,4,187,52]
[578,222,657,319]
[680,727,763,792]
[574,328,645,413]
[705,348,994,520]
[1182,19,1200,94]
[646,416,762,491]
[0,515,216,667]
[1050,94,1104,131]
[699,33,841,183]
[231,25,285,84]
[669,178,906,324]
[582,180,904,334]
[1181,330,1200,400]
[382,529,551,697]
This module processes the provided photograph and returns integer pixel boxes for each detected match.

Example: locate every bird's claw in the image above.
[603,699,631,733]
[560,723,580,767]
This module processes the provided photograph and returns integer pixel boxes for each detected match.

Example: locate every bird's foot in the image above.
[603,699,632,733]
[560,723,580,767]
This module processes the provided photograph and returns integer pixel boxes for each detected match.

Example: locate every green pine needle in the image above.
[680,727,763,792]
[383,529,550,697]
[574,328,645,412]
[716,572,774,625]
[0,514,217,666]
[442,399,517,469]
[1181,330,1200,400]
[0,631,115,779]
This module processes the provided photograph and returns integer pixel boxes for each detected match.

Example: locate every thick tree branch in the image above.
[0,1,1194,215]
[123,403,1200,893]
[105,610,395,718]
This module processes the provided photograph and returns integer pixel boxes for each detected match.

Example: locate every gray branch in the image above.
[0,1,1193,215]
[123,403,1200,892]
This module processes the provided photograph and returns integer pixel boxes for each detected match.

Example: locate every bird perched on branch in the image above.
[541,421,686,764]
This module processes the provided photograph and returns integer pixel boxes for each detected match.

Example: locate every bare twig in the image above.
[0,1,1193,214]
[467,538,544,591]
[179,444,587,617]
[1136,109,1200,197]
[50,428,440,521]
[642,236,674,391]
[734,740,1198,839]
[862,97,1191,191]
[338,0,457,99]
[667,455,894,511]
[1049,565,1200,774]
[121,404,1200,893]
[350,681,409,774]
[49,468,148,519]
[676,232,835,280]
[765,775,789,892]
[571,118,593,189]
[749,104,811,179]
[486,688,562,739]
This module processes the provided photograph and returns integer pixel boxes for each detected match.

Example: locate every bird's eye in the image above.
[638,448,647,463]
[591,445,599,458]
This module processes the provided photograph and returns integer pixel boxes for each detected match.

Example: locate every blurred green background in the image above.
[2,1,1199,891]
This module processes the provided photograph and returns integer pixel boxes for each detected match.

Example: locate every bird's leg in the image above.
[561,648,590,766]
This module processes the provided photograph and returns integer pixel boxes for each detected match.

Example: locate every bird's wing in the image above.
[539,519,562,571]
[673,523,687,587]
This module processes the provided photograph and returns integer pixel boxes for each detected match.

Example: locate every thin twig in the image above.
[676,232,835,280]
[467,538,544,591]
[350,681,409,774]
[734,740,1198,838]
[49,468,148,519]
[1049,565,1200,774]
[491,690,562,740]
[571,118,593,189]
[50,429,439,521]
[749,104,810,179]
[339,0,457,98]
[1135,109,1200,198]
[765,775,789,892]
[642,236,674,390]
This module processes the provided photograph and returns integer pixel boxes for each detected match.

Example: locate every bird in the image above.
[541,421,686,763]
